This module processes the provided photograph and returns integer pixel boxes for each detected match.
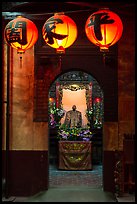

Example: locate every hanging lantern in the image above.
[4,16,38,54]
[85,8,123,52]
[42,13,78,54]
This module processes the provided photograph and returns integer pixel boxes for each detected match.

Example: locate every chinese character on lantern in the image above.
[85,8,123,52]
[42,13,78,54]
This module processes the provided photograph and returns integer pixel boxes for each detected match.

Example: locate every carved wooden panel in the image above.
[119,98,135,121]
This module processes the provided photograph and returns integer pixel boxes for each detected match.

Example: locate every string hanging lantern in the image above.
[85,8,123,52]
[4,16,38,67]
[42,12,78,54]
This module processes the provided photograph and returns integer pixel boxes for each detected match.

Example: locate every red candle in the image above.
[89,82,92,109]
[56,82,60,108]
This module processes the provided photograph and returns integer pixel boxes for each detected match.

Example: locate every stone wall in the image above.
[2,45,48,151]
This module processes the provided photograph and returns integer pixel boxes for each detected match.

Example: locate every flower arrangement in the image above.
[86,108,93,119]
[94,119,102,129]
[85,107,102,129]
[57,124,92,141]
[49,105,65,128]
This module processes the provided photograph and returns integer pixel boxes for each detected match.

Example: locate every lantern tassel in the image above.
[103,53,106,66]
[59,55,62,71]
[20,55,23,69]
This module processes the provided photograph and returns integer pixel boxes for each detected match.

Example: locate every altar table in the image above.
[58,141,92,170]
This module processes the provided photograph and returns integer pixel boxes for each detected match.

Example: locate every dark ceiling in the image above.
[2,1,135,14]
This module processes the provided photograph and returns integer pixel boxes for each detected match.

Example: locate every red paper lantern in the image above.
[85,8,123,52]
[4,16,38,54]
[42,13,78,54]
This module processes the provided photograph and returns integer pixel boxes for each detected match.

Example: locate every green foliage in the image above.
[57,124,92,141]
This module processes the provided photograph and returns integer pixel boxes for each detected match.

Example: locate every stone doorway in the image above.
[48,70,104,188]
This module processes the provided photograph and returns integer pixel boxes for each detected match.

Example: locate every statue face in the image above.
[72,105,76,110]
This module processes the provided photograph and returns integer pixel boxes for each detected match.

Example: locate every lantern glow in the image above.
[42,13,78,53]
[4,16,38,54]
[85,8,123,52]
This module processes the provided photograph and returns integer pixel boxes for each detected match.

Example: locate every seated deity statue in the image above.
[64,105,82,128]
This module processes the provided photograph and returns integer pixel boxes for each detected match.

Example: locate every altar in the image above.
[58,141,92,170]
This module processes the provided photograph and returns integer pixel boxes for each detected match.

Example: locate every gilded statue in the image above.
[64,105,82,128]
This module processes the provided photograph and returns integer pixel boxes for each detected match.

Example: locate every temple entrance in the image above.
[48,70,104,188]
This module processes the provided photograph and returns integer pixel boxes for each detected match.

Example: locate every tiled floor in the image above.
[49,164,103,188]
[49,164,135,202]
[2,164,135,202]
[116,193,135,202]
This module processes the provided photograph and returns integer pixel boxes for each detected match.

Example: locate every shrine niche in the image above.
[48,71,104,130]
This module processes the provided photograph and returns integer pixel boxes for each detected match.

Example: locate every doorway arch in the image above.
[48,70,104,188]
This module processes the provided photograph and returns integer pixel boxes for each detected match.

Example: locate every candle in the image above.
[56,82,60,108]
[89,82,92,109]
